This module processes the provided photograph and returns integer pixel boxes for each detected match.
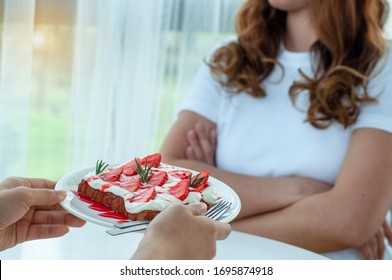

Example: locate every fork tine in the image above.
[210,203,231,220]
[205,201,225,218]
[205,200,224,216]
[205,200,231,220]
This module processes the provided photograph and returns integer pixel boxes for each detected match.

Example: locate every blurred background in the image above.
[0,0,391,180]
[0,0,242,179]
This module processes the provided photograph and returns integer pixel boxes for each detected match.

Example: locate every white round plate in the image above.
[56,164,241,228]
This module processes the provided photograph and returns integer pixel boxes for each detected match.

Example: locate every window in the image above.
[0,0,240,179]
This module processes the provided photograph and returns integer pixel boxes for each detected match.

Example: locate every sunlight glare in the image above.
[33,30,45,49]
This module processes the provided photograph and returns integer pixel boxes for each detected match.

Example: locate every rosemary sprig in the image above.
[96,159,109,175]
[134,158,154,183]
[189,174,205,188]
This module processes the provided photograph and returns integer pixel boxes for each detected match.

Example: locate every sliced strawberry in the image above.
[140,153,161,168]
[148,171,168,186]
[99,167,123,182]
[122,158,139,176]
[169,170,191,180]
[139,184,154,190]
[169,179,190,201]
[116,176,142,192]
[191,171,209,191]
[129,187,156,203]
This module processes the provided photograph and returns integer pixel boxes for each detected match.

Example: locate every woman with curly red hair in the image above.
[161,0,392,259]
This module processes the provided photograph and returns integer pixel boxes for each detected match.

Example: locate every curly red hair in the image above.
[208,0,389,128]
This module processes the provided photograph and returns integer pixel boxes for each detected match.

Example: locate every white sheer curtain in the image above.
[0,0,35,178]
[68,0,242,170]
[0,0,241,180]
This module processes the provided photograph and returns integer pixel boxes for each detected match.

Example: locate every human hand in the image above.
[0,177,86,251]
[383,220,392,245]
[185,122,217,166]
[131,203,231,259]
[358,220,392,259]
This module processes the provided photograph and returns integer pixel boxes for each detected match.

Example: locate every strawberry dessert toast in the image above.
[77,153,218,221]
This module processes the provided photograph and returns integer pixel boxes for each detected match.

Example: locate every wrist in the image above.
[131,236,174,260]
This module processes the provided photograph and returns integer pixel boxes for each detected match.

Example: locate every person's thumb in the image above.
[186,202,207,216]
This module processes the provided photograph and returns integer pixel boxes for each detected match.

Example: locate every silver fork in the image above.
[106,200,232,236]
[204,200,232,220]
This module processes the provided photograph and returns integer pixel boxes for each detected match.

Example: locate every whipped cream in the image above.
[83,163,218,214]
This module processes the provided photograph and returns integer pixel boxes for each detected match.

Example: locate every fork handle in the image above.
[106,224,148,236]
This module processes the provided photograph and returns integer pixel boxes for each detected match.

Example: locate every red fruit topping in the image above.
[138,184,155,190]
[122,158,139,176]
[169,170,191,180]
[129,187,157,203]
[169,179,190,201]
[140,153,161,168]
[116,176,142,192]
[148,171,168,186]
[191,171,209,191]
[99,167,123,182]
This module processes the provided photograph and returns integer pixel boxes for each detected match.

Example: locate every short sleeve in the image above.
[352,42,392,133]
[178,62,222,123]
[179,37,236,123]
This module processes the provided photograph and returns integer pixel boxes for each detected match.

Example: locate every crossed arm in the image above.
[160,111,392,257]
[161,111,333,219]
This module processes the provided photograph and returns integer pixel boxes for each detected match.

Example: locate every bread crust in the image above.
[78,179,160,221]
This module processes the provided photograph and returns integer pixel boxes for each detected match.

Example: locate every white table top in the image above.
[0,222,327,260]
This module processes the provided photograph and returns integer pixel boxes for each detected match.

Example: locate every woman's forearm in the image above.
[165,158,331,220]
[231,190,368,253]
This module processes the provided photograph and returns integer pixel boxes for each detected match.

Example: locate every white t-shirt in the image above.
[180,38,392,259]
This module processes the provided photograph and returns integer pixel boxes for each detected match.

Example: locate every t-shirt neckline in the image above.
[278,45,312,68]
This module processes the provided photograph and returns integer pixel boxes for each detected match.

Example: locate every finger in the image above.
[185,146,196,160]
[376,228,385,259]
[25,178,57,190]
[367,237,377,260]
[25,224,70,241]
[187,130,204,160]
[22,188,67,208]
[360,243,373,260]
[0,176,27,189]
[6,177,57,189]
[382,221,392,244]
[35,203,67,211]
[195,123,214,165]
[1,177,56,190]
[32,210,86,227]
[209,128,217,150]
[208,129,217,165]
[213,221,231,240]
[185,203,208,216]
